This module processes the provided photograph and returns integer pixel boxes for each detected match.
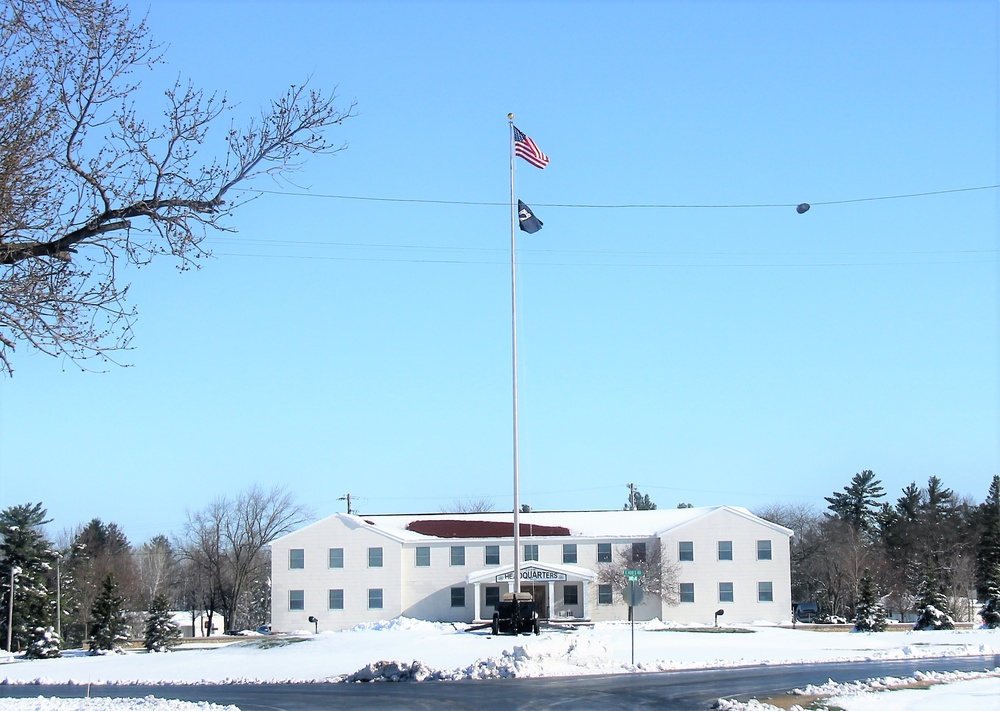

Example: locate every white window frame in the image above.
[758,581,774,602]
[328,547,344,569]
[718,582,734,603]
[415,546,430,567]
[328,589,344,610]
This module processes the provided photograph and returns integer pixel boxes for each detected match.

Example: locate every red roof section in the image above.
[405,519,570,539]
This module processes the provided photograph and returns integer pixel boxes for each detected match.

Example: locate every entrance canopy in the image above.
[466,561,596,586]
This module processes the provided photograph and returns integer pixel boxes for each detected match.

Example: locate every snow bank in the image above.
[0,698,238,711]
[714,669,1000,710]
[0,618,997,687]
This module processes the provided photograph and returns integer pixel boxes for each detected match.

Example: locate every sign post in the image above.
[623,570,644,665]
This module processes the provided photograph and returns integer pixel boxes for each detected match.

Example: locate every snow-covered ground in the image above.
[1,619,998,709]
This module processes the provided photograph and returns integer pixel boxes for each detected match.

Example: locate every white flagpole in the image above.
[507,113,521,595]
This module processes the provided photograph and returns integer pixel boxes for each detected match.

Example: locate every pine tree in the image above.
[912,561,955,631]
[624,487,657,511]
[24,626,62,659]
[853,569,887,632]
[979,562,1000,629]
[0,503,56,650]
[144,593,181,652]
[977,475,1000,592]
[825,470,885,532]
[89,574,129,654]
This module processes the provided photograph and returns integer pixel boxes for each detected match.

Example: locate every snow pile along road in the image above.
[0,699,239,711]
[0,618,997,686]
[714,669,1000,711]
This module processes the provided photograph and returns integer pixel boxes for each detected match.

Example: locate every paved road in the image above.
[3,655,999,710]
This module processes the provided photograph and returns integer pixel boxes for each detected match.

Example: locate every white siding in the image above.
[658,508,791,624]
[269,507,792,632]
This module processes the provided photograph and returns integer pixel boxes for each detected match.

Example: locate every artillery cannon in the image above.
[491,591,540,635]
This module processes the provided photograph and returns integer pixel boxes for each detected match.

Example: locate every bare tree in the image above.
[441,498,496,513]
[597,540,679,613]
[179,484,312,631]
[0,0,354,374]
[136,535,177,610]
[753,502,827,604]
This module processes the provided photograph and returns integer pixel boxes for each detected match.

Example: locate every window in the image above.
[757,540,772,561]
[289,589,304,611]
[451,587,466,608]
[598,584,614,605]
[329,589,344,610]
[485,586,501,609]
[631,542,647,563]
[485,544,500,566]
[597,543,612,563]
[758,581,773,602]
[524,544,539,561]
[563,585,579,606]
[289,548,304,569]
[678,541,694,562]
[563,544,577,564]
[679,583,695,603]
[368,588,383,609]
[368,547,383,568]
[450,545,465,566]
[718,540,733,561]
[719,582,734,603]
[328,548,344,569]
[415,546,430,567]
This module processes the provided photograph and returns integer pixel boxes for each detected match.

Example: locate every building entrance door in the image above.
[523,584,547,619]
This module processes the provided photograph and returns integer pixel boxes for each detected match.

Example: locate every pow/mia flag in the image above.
[517,200,543,234]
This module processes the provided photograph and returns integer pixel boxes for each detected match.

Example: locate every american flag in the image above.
[513,126,549,169]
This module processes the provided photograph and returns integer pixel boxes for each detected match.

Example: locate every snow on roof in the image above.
[280,505,791,543]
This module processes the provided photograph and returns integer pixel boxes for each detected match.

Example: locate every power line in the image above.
[249,184,1000,210]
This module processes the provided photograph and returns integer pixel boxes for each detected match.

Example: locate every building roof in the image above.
[272,505,793,544]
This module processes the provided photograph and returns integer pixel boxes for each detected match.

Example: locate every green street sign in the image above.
[624,569,644,580]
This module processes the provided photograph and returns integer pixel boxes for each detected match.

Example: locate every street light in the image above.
[54,553,62,642]
[6,566,21,652]
[714,609,725,627]
[308,615,319,634]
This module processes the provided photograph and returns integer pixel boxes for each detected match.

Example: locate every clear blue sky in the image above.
[1,0,997,545]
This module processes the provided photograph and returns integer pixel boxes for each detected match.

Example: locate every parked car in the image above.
[794,602,819,623]
[256,624,271,635]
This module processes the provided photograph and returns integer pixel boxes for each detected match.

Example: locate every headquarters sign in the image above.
[496,567,568,583]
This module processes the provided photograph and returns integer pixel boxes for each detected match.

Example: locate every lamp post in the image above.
[54,553,62,642]
[6,566,20,652]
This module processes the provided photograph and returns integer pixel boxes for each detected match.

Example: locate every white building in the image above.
[269,506,793,632]
[169,611,225,638]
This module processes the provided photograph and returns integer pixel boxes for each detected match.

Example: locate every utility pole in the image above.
[338,494,353,515]
[627,483,636,511]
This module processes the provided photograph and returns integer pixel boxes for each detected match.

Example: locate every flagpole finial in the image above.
[507,113,514,120]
